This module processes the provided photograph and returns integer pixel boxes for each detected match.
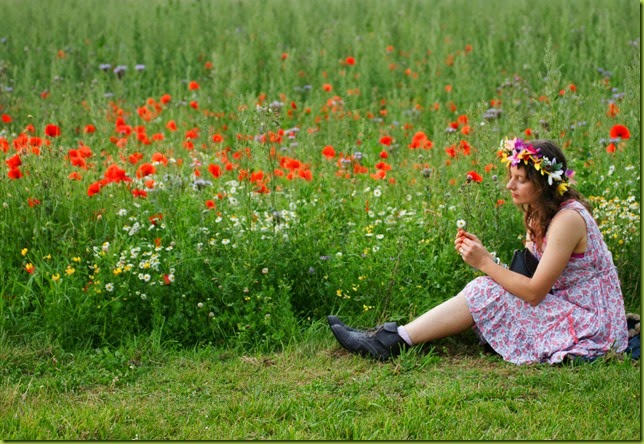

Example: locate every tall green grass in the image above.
[0,0,639,351]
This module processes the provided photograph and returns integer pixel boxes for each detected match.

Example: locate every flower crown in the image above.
[497,137,575,196]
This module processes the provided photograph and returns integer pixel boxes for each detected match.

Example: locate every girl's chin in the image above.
[511,196,527,205]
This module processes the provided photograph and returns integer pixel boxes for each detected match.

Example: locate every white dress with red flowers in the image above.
[462,200,628,364]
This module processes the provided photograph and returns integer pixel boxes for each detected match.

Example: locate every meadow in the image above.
[0,0,640,439]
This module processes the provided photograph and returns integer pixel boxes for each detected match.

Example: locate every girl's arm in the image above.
[458,210,587,305]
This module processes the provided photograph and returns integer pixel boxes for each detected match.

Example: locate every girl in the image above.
[329,138,629,365]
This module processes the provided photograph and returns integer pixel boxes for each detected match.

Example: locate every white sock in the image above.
[397,325,413,346]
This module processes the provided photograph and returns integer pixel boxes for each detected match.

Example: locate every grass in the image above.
[0,325,640,440]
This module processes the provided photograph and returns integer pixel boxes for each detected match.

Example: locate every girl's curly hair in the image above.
[514,139,592,251]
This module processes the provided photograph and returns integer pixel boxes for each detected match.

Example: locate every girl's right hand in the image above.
[454,228,467,253]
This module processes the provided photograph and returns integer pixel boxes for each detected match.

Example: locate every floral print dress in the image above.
[462,200,628,364]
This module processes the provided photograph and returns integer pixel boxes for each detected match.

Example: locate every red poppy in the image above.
[185,128,199,139]
[466,170,483,183]
[84,124,96,133]
[322,83,333,92]
[69,155,87,169]
[379,150,388,159]
[345,56,356,66]
[208,164,222,178]
[132,189,148,198]
[459,140,472,156]
[606,102,619,117]
[7,167,22,179]
[299,169,313,181]
[379,135,393,146]
[103,164,131,183]
[370,169,387,180]
[205,200,216,209]
[76,144,92,158]
[188,81,200,90]
[115,122,132,136]
[152,152,168,165]
[28,197,40,207]
[322,145,336,159]
[128,152,143,164]
[5,153,21,169]
[375,161,391,171]
[1,114,11,123]
[250,170,264,183]
[408,131,433,150]
[609,124,630,140]
[160,94,172,104]
[45,124,61,137]
[606,143,616,153]
[166,120,177,131]
[149,214,163,225]
[29,137,43,148]
[212,134,224,143]
[87,181,102,197]
[136,163,156,178]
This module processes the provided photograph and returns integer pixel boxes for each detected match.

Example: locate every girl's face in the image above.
[506,166,539,206]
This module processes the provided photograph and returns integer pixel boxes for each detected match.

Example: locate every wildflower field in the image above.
[0,0,640,353]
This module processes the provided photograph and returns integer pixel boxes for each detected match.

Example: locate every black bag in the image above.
[509,248,539,277]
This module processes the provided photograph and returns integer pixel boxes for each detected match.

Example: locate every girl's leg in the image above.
[403,293,474,344]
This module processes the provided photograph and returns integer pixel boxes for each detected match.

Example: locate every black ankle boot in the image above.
[330,321,406,361]
[327,315,374,333]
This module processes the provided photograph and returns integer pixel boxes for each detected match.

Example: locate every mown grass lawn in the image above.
[1,325,640,440]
